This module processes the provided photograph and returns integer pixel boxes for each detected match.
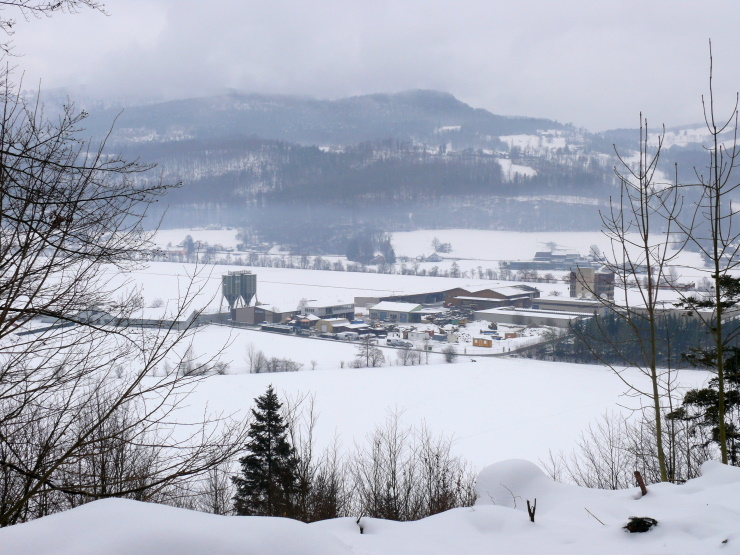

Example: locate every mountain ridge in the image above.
[34,87,714,247]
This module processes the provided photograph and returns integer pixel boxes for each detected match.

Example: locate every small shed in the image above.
[315,318,351,333]
[407,330,432,341]
[472,336,493,348]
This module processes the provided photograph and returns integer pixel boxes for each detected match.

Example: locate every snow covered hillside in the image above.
[168,358,708,471]
[2,459,737,555]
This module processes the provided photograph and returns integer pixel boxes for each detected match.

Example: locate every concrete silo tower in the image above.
[222,270,257,311]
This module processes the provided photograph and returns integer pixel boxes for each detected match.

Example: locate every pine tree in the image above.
[669,346,740,466]
[673,275,740,465]
[232,385,299,517]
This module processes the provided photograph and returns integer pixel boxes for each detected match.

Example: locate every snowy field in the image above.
[390,228,706,276]
[117,260,557,315]
[93,253,714,470]
[153,226,710,287]
[174,357,709,471]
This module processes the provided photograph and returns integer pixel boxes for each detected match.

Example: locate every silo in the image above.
[222,270,257,309]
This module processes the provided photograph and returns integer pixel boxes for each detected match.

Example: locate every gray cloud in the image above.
[9,0,740,130]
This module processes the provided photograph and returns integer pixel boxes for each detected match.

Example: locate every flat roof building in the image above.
[369,301,423,323]
[474,307,591,328]
[302,302,355,321]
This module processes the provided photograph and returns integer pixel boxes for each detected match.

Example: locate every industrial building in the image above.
[369,301,424,323]
[233,306,298,325]
[502,249,601,272]
[474,306,591,328]
[570,267,615,300]
[531,296,608,316]
[355,290,448,309]
[302,302,355,321]
[445,285,539,309]
[314,318,355,333]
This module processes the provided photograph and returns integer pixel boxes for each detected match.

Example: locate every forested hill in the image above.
[41,88,712,244]
[83,89,565,148]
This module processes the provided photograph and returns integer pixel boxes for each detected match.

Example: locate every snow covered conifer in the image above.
[233,385,300,517]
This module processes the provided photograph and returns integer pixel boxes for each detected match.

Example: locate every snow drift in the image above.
[1,459,738,554]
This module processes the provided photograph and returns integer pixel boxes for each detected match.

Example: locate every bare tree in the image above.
[189,462,236,516]
[671,42,740,465]
[350,411,476,521]
[0,1,105,54]
[245,343,268,373]
[573,115,684,482]
[0,58,247,524]
[396,345,413,366]
[282,392,350,522]
[397,345,422,366]
[354,336,385,368]
[542,411,712,490]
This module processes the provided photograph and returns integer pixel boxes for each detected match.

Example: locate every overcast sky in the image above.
[9,0,740,131]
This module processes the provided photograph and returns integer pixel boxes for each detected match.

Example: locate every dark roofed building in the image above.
[445,285,539,309]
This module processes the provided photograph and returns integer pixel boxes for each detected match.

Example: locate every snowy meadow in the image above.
[3,226,738,554]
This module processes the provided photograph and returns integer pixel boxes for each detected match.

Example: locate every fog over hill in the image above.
[44,88,718,253]
[74,89,563,147]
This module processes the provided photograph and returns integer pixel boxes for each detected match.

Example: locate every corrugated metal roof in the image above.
[370,301,423,312]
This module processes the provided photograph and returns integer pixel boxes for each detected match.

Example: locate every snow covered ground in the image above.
[390,228,703,273]
[82,250,713,464]
[7,229,734,553]
[99,252,712,473]
[116,260,554,315]
[165,356,709,472]
[2,459,737,554]
[150,227,710,289]
[496,158,537,181]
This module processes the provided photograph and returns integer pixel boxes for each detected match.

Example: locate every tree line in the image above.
[229,386,476,522]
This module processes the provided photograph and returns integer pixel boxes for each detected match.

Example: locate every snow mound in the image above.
[1,461,739,554]
[0,498,350,555]
[475,458,566,508]
[470,459,740,554]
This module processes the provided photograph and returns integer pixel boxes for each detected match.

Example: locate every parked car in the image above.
[386,338,413,347]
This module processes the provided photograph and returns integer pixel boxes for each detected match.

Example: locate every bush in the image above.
[442,345,458,363]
